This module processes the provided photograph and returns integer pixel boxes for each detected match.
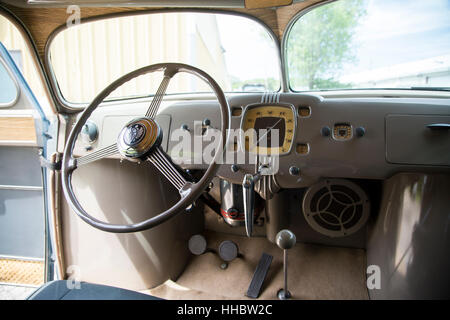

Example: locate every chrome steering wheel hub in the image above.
[117,117,162,159]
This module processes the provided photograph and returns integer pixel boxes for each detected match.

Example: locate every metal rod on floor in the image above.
[284,249,288,296]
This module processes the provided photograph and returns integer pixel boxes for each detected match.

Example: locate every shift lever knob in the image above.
[276,229,296,250]
[276,229,296,300]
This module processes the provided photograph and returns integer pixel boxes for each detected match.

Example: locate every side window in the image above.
[0,59,18,106]
[0,14,51,113]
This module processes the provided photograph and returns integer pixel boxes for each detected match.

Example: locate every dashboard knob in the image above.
[181,124,189,131]
[321,126,331,137]
[203,118,211,126]
[289,166,300,176]
[231,164,239,173]
[355,127,366,137]
[80,121,98,144]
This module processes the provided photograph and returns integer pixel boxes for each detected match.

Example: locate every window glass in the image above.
[0,60,18,106]
[0,15,52,113]
[286,0,450,91]
[48,12,280,104]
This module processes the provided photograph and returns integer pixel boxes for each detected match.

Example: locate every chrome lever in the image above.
[242,164,267,237]
[426,123,450,130]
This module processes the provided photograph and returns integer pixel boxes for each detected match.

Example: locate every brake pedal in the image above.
[246,253,273,298]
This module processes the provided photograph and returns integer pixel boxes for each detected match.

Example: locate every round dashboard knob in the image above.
[355,127,366,137]
[80,121,98,144]
[289,166,300,176]
[321,126,331,137]
[203,118,211,126]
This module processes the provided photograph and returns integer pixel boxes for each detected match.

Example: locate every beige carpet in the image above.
[145,231,369,300]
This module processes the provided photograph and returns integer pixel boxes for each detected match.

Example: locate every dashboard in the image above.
[74,92,450,192]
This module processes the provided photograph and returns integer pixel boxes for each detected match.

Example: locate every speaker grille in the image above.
[302,179,370,237]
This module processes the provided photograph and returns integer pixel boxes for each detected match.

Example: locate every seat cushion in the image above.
[28,280,161,300]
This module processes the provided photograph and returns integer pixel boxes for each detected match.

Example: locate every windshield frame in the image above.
[281,0,450,95]
[44,8,283,111]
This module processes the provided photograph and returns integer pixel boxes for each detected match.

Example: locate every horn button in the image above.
[117,117,162,159]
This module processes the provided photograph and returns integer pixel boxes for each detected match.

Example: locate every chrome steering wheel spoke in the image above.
[145,67,177,119]
[147,147,191,195]
[74,143,119,167]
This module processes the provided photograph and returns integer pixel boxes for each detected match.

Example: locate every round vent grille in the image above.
[302,179,370,238]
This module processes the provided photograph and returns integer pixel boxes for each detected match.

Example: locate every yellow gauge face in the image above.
[242,105,295,155]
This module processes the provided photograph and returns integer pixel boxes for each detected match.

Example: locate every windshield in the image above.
[286,0,450,92]
[48,12,280,105]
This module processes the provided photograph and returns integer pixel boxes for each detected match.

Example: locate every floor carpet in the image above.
[146,231,368,300]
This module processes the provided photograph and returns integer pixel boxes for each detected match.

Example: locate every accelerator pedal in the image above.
[246,253,273,298]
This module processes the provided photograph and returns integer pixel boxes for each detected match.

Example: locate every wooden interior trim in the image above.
[3,1,326,60]
[245,0,292,9]
[0,116,37,143]
[4,6,282,61]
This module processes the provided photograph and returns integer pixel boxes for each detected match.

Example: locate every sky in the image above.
[343,0,450,74]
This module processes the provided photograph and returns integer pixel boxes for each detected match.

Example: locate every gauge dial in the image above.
[333,123,352,141]
[242,104,295,155]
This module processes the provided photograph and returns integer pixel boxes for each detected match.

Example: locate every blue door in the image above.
[0,42,49,293]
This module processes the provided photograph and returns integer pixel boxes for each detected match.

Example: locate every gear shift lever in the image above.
[276,229,296,300]
[242,164,268,237]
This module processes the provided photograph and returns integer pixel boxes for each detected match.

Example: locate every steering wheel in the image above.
[61,63,230,233]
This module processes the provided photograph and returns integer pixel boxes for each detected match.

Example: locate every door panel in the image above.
[0,147,44,258]
[0,42,46,288]
[0,147,42,186]
[0,189,44,258]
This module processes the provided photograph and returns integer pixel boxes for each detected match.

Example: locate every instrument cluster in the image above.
[241,103,296,155]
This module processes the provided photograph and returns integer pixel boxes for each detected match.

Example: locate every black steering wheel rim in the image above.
[61,63,230,233]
